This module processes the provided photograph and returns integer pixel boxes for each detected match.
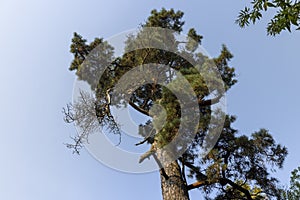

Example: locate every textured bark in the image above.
[160,160,190,200]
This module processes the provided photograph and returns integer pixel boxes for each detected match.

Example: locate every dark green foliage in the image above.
[282,166,300,199]
[185,116,287,199]
[213,45,236,91]
[236,0,300,35]
[65,8,288,200]
[144,8,184,32]
[69,33,114,90]
[186,28,203,51]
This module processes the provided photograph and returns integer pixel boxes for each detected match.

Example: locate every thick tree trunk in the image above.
[160,160,190,200]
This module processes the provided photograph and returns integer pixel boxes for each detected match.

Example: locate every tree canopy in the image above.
[64,8,288,200]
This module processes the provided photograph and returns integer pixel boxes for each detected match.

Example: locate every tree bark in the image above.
[160,160,190,200]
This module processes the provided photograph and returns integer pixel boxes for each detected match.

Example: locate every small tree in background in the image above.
[282,167,300,199]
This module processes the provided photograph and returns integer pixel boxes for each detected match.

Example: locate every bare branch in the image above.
[62,104,74,123]
[139,147,155,163]
[139,142,169,180]
[63,90,122,153]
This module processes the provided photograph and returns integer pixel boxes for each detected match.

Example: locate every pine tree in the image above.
[64,8,287,200]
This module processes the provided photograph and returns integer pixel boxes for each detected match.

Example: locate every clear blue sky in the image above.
[0,0,299,199]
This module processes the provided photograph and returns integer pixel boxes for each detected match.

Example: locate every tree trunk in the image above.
[160,160,190,200]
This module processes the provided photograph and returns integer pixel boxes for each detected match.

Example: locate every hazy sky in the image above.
[1,0,299,199]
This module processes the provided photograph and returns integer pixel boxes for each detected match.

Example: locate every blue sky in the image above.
[0,0,299,199]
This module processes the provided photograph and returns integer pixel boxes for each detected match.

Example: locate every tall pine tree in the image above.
[64,8,287,200]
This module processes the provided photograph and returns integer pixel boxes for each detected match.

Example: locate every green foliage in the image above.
[282,167,300,199]
[213,45,236,91]
[69,33,114,90]
[236,0,300,35]
[65,8,288,200]
[186,116,287,199]
[186,28,203,51]
[144,8,184,32]
[214,180,266,200]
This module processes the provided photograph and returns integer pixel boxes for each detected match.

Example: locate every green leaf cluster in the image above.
[236,0,300,35]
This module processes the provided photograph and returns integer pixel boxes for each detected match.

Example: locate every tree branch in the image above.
[128,101,150,116]
[187,178,253,200]
[139,145,169,180]
[139,146,155,163]
[198,94,223,106]
[187,180,211,190]
[221,178,253,200]
[184,161,207,180]
[135,128,155,146]
[184,161,253,200]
